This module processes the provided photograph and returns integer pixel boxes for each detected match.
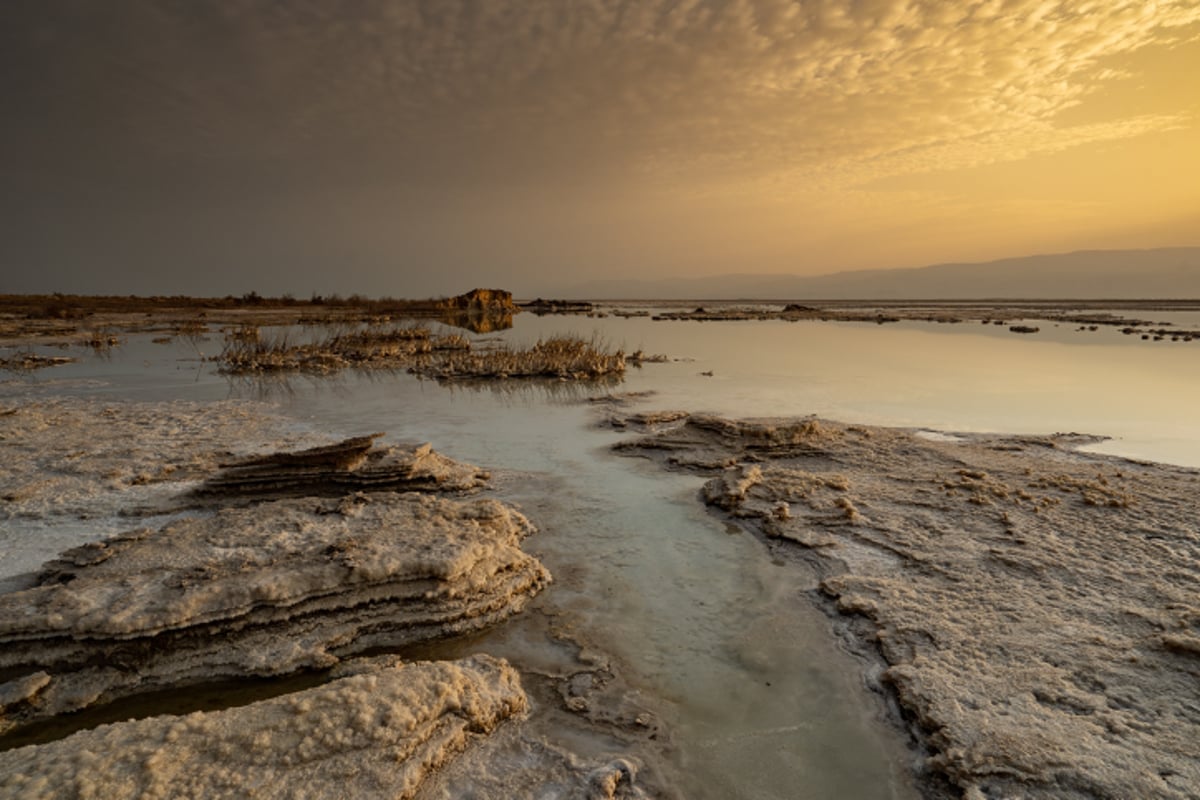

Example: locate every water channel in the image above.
[3,309,1197,797]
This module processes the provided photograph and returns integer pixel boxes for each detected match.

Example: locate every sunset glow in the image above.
[2,1,1198,295]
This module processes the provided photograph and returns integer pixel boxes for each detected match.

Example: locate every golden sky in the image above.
[2,1,1198,296]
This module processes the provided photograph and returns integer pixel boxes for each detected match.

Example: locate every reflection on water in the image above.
[426,373,622,402]
[216,369,622,405]
[13,304,1197,470]
[269,373,917,799]
[504,314,1200,468]
[4,310,1197,798]
[437,309,514,333]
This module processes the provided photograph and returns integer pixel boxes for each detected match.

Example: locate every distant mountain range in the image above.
[558,247,1200,300]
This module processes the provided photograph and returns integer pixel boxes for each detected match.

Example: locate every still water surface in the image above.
[512,312,1200,467]
[3,312,1197,798]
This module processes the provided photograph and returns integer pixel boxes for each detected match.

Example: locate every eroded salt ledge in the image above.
[0,491,548,731]
[0,398,648,798]
[617,412,1200,799]
[0,655,525,800]
[0,397,315,523]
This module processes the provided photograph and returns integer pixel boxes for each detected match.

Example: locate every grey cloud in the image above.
[2,1,1197,294]
[7,0,1196,182]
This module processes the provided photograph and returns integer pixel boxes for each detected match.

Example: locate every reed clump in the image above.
[0,352,77,371]
[218,329,325,373]
[411,335,625,380]
[216,326,620,381]
[80,331,121,350]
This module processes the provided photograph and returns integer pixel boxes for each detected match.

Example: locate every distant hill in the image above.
[560,247,1200,300]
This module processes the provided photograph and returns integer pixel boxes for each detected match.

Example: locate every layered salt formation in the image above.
[0,655,527,800]
[196,434,488,496]
[622,413,1200,800]
[0,490,549,733]
[0,398,662,797]
[0,397,305,525]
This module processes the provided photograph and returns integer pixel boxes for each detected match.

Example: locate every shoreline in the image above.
[0,397,657,799]
[612,410,1200,799]
[2,319,1198,796]
[5,297,1200,352]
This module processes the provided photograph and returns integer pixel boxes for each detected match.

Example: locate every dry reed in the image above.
[216,325,624,381]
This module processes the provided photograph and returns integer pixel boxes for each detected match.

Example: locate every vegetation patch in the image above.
[217,325,625,381]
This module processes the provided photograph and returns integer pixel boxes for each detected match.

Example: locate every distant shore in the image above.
[4,293,1200,352]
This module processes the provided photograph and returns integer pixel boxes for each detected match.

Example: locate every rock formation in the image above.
[197,435,488,496]
[430,289,517,333]
[0,398,663,798]
[0,491,549,733]
[0,397,306,531]
[620,413,1200,800]
[439,288,516,313]
[0,655,527,800]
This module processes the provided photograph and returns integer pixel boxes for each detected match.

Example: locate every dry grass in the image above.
[0,352,77,372]
[216,326,622,381]
[411,335,625,380]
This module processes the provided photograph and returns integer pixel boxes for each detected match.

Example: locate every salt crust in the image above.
[0,397,311,522]
[623,414,1200,799]
[0,655,526,800]
[0,492,549,732]
[1,397,656,797]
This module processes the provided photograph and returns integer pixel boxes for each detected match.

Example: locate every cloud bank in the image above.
[2,1,1198,295]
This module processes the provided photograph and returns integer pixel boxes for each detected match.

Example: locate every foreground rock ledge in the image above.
[0,492,549,733]
[197,434,489,497]
[0,655,526,800]
[619,413,1200,800]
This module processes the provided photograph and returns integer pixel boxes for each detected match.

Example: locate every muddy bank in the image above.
[616,412,1200,799]
[0,355,76,372]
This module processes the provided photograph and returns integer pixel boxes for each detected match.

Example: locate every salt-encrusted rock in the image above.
[198,435,488,496]
[0,654,527,800]
[0,397,309,528]
[623,414,1200,799]
[702,465,763,511]
[419,725,650,800]
[0,492,549,733]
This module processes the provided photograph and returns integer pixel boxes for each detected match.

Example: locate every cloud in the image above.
[2,1,1197,293]
[6,0,1197,189]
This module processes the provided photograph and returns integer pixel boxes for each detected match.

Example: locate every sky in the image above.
[2,0,1198,298]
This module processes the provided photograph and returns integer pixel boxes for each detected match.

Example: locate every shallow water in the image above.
[266,374,916,797]
[3,311,1198,797]
[511,312,1200,467]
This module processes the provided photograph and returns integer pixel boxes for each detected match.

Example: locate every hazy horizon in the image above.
[3,2,1198,298]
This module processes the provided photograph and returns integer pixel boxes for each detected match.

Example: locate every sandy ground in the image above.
[615,412,1200,799]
